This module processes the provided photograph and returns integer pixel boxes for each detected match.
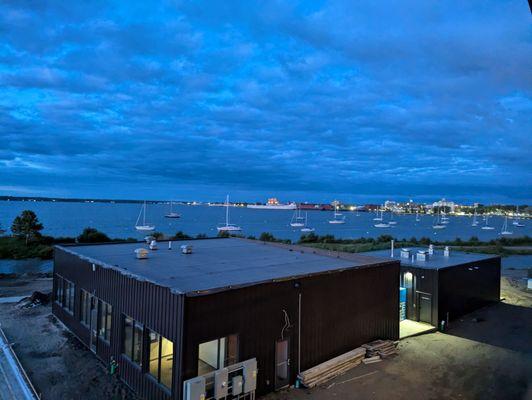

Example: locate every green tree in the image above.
[11,210,44,244]
[77,227,111,243]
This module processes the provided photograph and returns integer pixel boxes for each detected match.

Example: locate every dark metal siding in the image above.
[400,267,439,326]
[183,262,399,396]
[437,257,501,323]
[53,247,185,400]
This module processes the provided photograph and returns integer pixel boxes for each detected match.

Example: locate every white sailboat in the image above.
[500,216,513,235]
[415,211,420,222]
[300,212,315,232]
[373,208,383,221]
[328,204,346,224]
[481,215,495,230]
[513,206,525,227]
[164,201,180,218]
[471,208,479,227]
[388,212,397,225]
[374,209,390,227]
[290,208,305,227]
[432,208,446,229]
[135,201,155,231]
[217,195,242,232]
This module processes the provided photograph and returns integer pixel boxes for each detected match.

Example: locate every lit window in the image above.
[148,328,174,389]
[198,335,238,376]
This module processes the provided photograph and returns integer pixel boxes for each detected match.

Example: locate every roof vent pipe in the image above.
[168,241,172,250]
[390,240,395,258]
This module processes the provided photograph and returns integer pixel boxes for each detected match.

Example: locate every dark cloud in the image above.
[0,0,530,202]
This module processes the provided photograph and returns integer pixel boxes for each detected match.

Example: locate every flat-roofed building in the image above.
[53,238,399,400]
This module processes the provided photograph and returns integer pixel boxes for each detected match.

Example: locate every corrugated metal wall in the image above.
[53,247,185,400]
[437,257,501,323]
[182,261,399,396]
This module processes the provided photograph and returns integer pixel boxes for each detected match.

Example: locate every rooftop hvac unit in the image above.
[149,240,158,250]
[181,244,193,254]
[135,248,149,259]
[417,250,429,261]
[400,248,411,259]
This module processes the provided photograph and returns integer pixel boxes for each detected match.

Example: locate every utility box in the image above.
[232,375,243,395]
[214,368,229,399]
[184,376,206,400]
[242,358,258,393]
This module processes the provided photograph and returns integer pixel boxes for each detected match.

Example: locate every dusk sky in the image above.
[1,1,531,204]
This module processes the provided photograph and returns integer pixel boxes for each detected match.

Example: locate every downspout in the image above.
[298,292,302,375]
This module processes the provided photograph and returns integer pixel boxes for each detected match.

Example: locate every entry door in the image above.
[275,339,290,390]
[89,296,98,353]
[417,292,432,324]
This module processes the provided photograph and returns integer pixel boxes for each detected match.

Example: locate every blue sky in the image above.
[0,1,531,204]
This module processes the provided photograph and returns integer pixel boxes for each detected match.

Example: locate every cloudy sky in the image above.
[1,1,531,203]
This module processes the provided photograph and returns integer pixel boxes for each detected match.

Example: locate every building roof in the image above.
[57,238,394,295]
[363,247,499,270]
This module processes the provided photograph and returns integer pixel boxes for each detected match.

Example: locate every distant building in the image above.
[432,198,456,213]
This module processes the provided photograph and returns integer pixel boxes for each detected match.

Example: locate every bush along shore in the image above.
[1,210,531,260]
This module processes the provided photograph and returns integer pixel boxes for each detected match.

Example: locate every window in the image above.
[98,300,112,342]
[123,315,143,366]
[80,290,91,326]
[198,335,238,376]
[54,275,74,314]
[55,275,64,305]
[148,329,174,389]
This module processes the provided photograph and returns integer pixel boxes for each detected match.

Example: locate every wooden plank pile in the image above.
[362,339,398,359]
[297,347,366,388]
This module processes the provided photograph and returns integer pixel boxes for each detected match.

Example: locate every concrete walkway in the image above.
[400,320,436,339]
[0,327,39,400]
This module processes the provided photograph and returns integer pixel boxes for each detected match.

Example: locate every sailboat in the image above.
[300,212,315,232]
[135,201,155,231]
[471,208,479,227]
[441,212,450,225]
[500,216,513,235]
[415,211,420,222]
[290,208,305,227]
[513,206,525,227]
[164,201,180,218]
[217,195,242,232]
[432,208,446,229]
[388,212,397,225]
[328,204,346,224]
[373,208,383,221]
[481,215,495,230]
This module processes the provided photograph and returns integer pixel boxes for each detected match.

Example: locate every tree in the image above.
[77,227,111,243]
[11,210,44,244]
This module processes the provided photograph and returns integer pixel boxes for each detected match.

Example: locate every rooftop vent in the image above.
[428,244,434,256]
[135,248,149,259]
[444,246,450,257]
[180,244,193,254]
[149,240,158,250]
[400,248,411,259]
[417,250,429,261]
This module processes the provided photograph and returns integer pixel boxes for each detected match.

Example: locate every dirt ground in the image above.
[0,272,530,400]
[0,276,138,400]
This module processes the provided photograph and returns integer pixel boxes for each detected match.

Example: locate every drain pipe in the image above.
[298,292,302,375]
[390,240,395,258]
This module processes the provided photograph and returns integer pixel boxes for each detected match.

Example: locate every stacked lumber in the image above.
[362,340,398,359]
[298,347,366,388]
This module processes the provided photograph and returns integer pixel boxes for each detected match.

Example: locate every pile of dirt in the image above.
[16,291,51,308]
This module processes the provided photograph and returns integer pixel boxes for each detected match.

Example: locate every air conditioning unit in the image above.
[135,248,149,259]
[181,244,193,254]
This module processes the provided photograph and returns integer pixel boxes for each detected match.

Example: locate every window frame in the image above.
[147,327,174,390]
[198,334,239,375]
[122,314,143,368]
[98,300,112,343]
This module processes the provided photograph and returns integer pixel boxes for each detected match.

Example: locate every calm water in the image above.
[0,200,530,242]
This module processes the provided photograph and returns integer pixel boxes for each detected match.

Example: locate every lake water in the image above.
[0,200,530,242]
